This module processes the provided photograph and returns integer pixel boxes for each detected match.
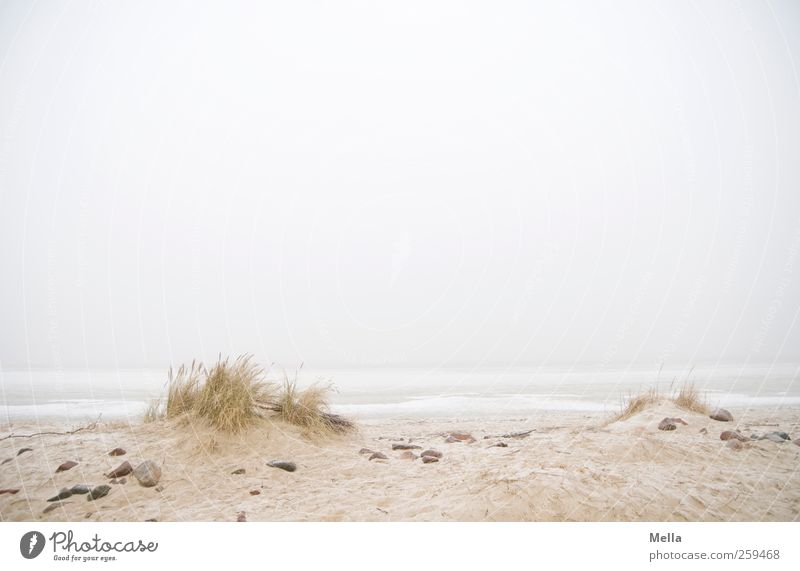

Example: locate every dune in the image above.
[1,405,799,521]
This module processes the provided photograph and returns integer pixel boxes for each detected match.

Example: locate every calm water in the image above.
[1,365,799,422]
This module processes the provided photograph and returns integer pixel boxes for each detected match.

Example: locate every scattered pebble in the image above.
[399,451,419,460]
[760,432,790,443]
[369,452,388,461]
[69,485,91,495]
[231,468,246,475]
[119,477,127,485]
[447,432,476,443]
[56,460,78,473]
[47,488,73,502]
[106,461,133,478]
[421,456,439,464]
[658,418,677,431]
[358,448,376,455]
[392,444,422,450]
[489,442,508,448]
[249,490,261,496]
[710,408,734,422]
[154,485,164,492]
[133,461,162,487]
[87,485,111,501]
[108,448,127,456]
[144,518,158,522]
[236,511,247,522]
[699,428,708,434]
[720,431,747,442]
[267,460,297,472]
[420,450,443,458]
[17,447,33,456]
[43,502,68,514]
[0,488,20,495]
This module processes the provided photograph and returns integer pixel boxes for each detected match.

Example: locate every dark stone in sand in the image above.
[108,448,126,457]
[0,488,20,495]
[399,451,419,460]
[43,502,68,514]
[489,442,508,448]
[56,460,78,473]
[144,518,158,522]
[236,511,247,522]
[710,408,733,422]
[106,461,133,478]
[17,447,33,456]
[720,431,747,442]
[249,490,261,496]
[760,431,791,443]
[47,488,73,502]
[267,460,296,472]
[658,418,677,431]
[69,484,91,495]
[392,444,422,450]
[368,452,388,461]
[88,485,111,501]
[358,448,376,455]
[421,456,439,464]
[133,461,162,487]
[154,485,164,492]
[699,428,708,434]
[420,450,442,458]
[231,468,246,475]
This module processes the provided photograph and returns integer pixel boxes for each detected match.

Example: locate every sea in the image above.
[1,364,799,423]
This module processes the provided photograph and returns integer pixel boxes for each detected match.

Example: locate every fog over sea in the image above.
[2,364,798,423]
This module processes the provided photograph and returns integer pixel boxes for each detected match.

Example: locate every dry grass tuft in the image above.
[611,387,662,422]
[165,361,202,418]
[142,400,164,423]
[672,382,709,414]
[265,378,352,434]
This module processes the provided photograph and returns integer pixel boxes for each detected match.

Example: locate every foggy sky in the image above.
[1,1,800,370]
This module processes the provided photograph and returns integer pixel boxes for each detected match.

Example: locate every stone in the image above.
[106,461,133,478]
[699,428,708,434]
[231,468,246,475]
[368,452,388,461]
[56,460,78,473]
[132,461,162,487]
[391,444,422,450]
[69,485,91,495]
[710,408,733,422]
[490,442,508,448]
[267,460,297,472]
[444,436,459,443]
[358,448,376,455]
[108,448,126,457]
[87,485,111,501]
[420,450,443,458]
[17,447,33,456]
[760,432,790,443]
[421,456,439,464]
[236,511,247,522]
[0,488,20,495]
[47,488,73,502]
[447,432,476,443]
[720,431,747,442]
[144,518,158,522]
[43,502,68,514]
[658,418,677,431]
[399,451,419,460]
[249,490,261,496]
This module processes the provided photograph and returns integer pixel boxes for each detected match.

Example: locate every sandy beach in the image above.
[2,403,799,522]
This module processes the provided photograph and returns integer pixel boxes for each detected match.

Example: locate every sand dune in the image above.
[1,405,799,521]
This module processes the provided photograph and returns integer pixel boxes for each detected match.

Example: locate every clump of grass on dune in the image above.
[262,378,353,434]
[671,382,709,414]
[142,399,164,423]
[611,387,662,422]
[166,361,202,418]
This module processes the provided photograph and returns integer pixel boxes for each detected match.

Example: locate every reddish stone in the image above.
[56,461,78,473]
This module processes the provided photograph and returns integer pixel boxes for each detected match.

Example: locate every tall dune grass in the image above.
[609,382,710,423]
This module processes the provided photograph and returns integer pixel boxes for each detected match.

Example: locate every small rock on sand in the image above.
[88,485,111,501]
[43,502,68,514]
[133,461,162,487]
[399,451,419,460]
[489,442,508,448]
[47,488,73,502]
[267,460,297,472]
[236,511,247,522]
[369,452,388,461]
[69,484,91,495]
[231,468,246,475]
[720,431,747,442]
[0,488,20,495]
[106,461,133,478]
[710,408,734,422]
[658,418,677,431]
[17,447,33,456]
[420,450,443,458]
[760,431,791,443]
[56,460,78,473]
[699,428,708,434]
[249,490,261,496]
[445,432,476,443]
[358,448,376,455]
[108,448,126,457]
[392,444,422,450]
[421,456,439,464]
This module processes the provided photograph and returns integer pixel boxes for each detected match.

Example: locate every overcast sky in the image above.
[1,1,799,371]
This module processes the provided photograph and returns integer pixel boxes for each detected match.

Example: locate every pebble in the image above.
[87,485,111,501]
[391,444,422,450]
[0,488,20,495]
[236,511,247,522]
[231,468,246,475]
[358,448,376,455]
[699,428,708,434]
[420,450,443,458]
[56,460,78,473]
[266,460,297,472]
[17,447,33,456]
[69,484,91,495]
[760,432,790,443]
[489,442,508,448]
[447,432,476,443]
[720,431,747,442]
[106,461,133,478]
[710,408,734,422]
[368,452,388,461]
[133,461,162,487]
[43,502,68,514]
[249,490,261,496]
[399,451,419,460]
[421,456,439,464]
[144,518,158,522]
[658,418,677,431]
[47,488,73,502]
[108,448,127,456]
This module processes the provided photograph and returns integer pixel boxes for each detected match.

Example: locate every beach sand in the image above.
[1,404,799,521]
